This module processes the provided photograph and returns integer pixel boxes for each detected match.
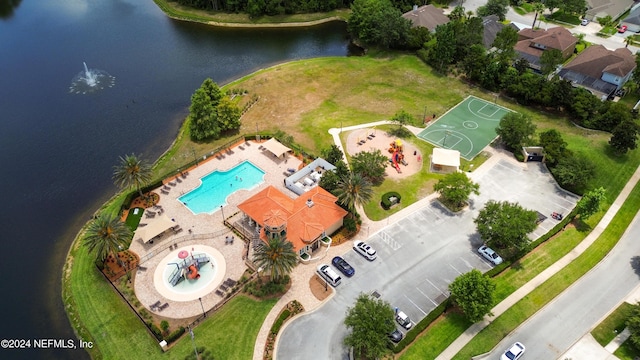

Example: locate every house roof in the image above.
[517,27,576,52]
[558,45,636,96]
[586,0,633,19]
[401,5,450,31]
[482,15,505,48]
[563,45,636,79]
[237,185,347,252]
[514,27,577,68]
[623,5,640,26]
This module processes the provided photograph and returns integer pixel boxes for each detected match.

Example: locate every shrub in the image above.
[381,191,401,210]
[271,309,291,335]
[160,320,170,333]
[165,326,185,344]
[147,321,162,341]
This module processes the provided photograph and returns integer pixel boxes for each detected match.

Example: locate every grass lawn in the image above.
[167,296,277,359]
[615,340,640,359]
[592,302,635,346]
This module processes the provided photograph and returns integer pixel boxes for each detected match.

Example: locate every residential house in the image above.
[237,185,348,259]
[401,4,450,32]
[585,0,634,22]
[621,4,640,33]
[481,15,521,49]
[514,27,577,72]
[558,45,636,98]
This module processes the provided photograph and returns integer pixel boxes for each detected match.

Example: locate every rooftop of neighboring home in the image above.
[514,26,577,67]
[563,45,636,80]
[586,0,634,20]
[401,4,450,32]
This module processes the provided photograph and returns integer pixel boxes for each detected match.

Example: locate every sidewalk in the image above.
[436,165,640,360]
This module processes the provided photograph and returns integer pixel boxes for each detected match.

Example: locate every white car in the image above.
[353,240,377,261]
[581,18,589,26]
[478,245,503,265]
[500,342,525,360]
[395,310,412,330]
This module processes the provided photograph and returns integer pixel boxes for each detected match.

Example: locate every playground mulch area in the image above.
[345,128,423,180]
[417,95,512,160]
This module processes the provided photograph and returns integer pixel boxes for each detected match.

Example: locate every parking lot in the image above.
[277,156,580,359]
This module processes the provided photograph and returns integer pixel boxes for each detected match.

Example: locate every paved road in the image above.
[485,212,640,359]
[276,158,578,359]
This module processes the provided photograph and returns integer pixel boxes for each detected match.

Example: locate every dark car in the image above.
[388,328,403,343]
[331,256,355,277]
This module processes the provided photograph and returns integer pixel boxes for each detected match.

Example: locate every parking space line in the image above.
[404,295,427,315]
[379,231,401,250]
[426,278,447,297]
[460,258,474,270]
[449,263,462,275]
[416,287,438,306]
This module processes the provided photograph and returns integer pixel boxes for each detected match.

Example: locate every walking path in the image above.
[436,165,640,360]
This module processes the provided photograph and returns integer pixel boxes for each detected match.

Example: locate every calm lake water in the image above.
[0,0,349,358]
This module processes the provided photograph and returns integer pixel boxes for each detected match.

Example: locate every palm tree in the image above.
[531,2,545,29]
[112,153,153,200]
[83,213,132,265]
[253,236,298,282]
[335,172,373,214]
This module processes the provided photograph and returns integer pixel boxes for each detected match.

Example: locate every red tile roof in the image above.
[237,186,348,252]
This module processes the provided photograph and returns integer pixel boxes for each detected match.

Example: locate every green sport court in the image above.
[417,95,512,160]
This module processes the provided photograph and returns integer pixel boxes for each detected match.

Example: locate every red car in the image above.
[619,25,628,33]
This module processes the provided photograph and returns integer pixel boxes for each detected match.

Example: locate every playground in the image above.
[345,128,422,180]
[417,95,512,160]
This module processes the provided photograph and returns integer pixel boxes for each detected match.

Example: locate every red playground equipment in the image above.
[388,139,407,172]
[187,264,201,280]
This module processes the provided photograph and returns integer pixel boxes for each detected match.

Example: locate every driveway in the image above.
[276,153,579,359]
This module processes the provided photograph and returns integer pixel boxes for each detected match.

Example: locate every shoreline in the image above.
[153,0,348,29]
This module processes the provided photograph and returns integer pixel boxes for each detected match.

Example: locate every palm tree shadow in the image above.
[631,256,640,278]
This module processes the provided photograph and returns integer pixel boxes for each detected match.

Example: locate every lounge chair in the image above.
[158,303,169,311]
[215,290,224,297]
[150,300,161,310]
[219,284,228,291]
[161,189,169,195]
[163,185,171,191]
[168,181,176,187]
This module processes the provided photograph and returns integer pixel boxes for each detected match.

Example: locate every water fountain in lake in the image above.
[69,62,116,94]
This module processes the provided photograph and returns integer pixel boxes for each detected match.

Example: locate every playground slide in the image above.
[392,152,402,173]
[187,265,200,280]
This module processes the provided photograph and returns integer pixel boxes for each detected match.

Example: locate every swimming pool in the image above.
[179,161,265,214]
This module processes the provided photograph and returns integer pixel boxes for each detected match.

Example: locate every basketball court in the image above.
[417,95,512,160]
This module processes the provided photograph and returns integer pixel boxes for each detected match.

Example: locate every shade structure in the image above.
[262,138,291,158]
[134,214,175,243]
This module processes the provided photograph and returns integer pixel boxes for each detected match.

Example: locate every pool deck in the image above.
[130,139,303,319]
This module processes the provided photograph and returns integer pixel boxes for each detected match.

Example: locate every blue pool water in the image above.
[179,161,265,214]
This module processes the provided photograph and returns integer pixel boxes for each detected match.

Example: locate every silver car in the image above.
[478,245,503,265]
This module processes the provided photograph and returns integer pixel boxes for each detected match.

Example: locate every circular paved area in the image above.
[153,245,226,302]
